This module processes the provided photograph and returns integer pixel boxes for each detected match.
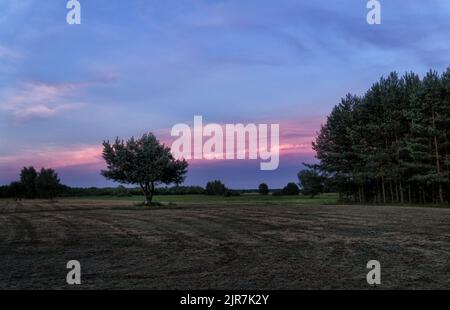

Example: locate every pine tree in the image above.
[313,68,450,204]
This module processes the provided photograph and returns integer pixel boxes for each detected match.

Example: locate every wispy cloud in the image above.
[0,77,118,123]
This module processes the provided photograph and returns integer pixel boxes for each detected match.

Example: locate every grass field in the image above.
[74,193,340,205]
[0,198,449,289]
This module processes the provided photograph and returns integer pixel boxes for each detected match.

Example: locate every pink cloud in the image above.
[0,145,104,171]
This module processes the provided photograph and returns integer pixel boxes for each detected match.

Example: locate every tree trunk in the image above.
[149,181,155,204]
[362,183,365,203]
[408,186,412,204]
[399,182,404,204]
[140,182,155,206]
[432,109,444,203]
[389,181,394,203]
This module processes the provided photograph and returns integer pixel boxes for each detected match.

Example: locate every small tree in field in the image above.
[36,168,61,199]
[258,183,269,195]
[101,133,188,205]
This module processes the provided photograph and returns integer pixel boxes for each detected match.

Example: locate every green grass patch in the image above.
[66,193,340,205]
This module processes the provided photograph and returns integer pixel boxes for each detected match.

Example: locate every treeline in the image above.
[313,68,450,204]
[0,167,61,199]
[58,185,206,197]
[1,167,326,200]
[0,166,209,199]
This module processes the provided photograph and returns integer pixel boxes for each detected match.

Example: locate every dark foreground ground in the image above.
[0,199,448,289]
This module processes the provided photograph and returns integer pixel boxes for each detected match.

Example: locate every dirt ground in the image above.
[0,199,448,289]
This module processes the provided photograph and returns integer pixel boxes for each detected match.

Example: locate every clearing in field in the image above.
[0,199,448,289]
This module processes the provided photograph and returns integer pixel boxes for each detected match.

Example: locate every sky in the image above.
[0,0,449,189]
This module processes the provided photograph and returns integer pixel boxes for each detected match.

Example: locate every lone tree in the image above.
[258,183,269,195]
[101,133,188,205]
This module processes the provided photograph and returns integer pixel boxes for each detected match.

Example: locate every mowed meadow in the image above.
[74,193,340,205]
[0,197,449,289]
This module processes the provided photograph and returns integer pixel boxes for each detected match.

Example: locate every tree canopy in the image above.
[206,180,227,196]
[20,166,37,199]
[282,182,300,195]
[258,183,269,195]
[35,168,61,199]
[101,133,188,205]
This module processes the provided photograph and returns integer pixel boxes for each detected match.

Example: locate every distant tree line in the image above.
[57,185,206,197]
[312,68,450,204]
[205,180,240,197]
[0,167,62,200]
[0,171,327,200]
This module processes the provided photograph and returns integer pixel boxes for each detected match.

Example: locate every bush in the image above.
[206,180,227,196]
[282,183,300,195]
[258,183,269,195]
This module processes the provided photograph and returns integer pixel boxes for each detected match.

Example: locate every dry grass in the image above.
[0,199,449,289]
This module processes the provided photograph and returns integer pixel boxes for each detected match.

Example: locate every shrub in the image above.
[258,183,269,195]
[282,183,300,195]
[206,180,227,196]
